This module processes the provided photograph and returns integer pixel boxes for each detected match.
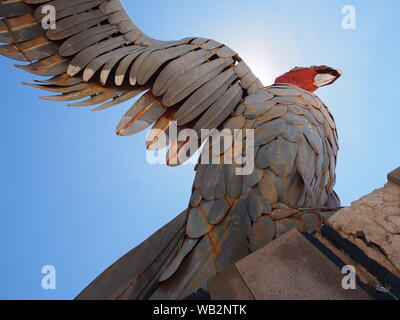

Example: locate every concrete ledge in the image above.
[207,265,255,300]
[208,230,370,300]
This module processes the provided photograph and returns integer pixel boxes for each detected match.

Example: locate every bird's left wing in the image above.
[0,0,263,161]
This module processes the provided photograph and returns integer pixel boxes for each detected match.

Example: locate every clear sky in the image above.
[0,0,399,299]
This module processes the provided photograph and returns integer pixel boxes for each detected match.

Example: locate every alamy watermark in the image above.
[41,5,56,30]
[341,5,356,30]
[341,265,356,290]
[145,121,255,176]
[41,265,56,290]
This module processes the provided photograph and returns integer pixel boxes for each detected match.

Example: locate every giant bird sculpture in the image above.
[0,0,342,300]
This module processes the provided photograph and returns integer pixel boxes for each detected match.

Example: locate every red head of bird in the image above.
[274,65,343,92]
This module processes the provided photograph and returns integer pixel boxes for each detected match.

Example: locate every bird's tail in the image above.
[76,193,340,300]
[76,198,252,300]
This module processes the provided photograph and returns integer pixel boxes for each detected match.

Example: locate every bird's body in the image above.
[0,0,341,300]
[76,83,340,300]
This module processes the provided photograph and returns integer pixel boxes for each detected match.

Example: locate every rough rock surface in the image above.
[329,182,400,277]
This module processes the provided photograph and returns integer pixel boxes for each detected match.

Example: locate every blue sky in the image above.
[0,0,399,299]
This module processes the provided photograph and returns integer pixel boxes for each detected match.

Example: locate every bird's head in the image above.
[274,65,343,92]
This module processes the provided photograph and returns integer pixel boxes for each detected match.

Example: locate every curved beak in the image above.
[314,67,343,87]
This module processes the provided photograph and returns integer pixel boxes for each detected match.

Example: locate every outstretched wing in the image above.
[0,0,263,161]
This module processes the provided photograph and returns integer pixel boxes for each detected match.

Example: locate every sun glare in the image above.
[232,38,286,86]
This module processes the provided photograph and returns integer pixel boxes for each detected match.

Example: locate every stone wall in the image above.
[329,168,400,277]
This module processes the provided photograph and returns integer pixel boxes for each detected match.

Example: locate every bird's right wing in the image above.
[0,0,264,164]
